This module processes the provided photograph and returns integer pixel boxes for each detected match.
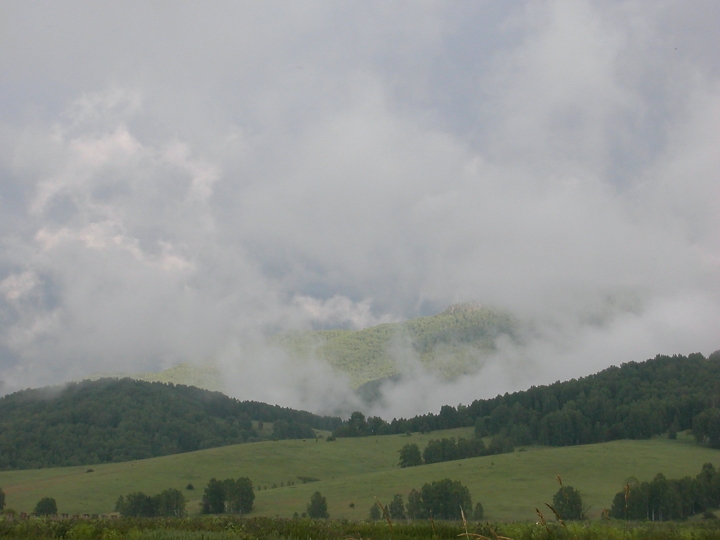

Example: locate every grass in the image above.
[1,429,718,522]
[3,516,720,540]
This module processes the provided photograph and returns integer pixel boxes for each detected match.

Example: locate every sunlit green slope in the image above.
[275,303,518,388]
[85,304,516,392]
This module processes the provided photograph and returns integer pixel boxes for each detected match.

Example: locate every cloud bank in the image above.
[0,1,718,417]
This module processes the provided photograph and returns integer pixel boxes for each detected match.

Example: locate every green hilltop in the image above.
[273,303,518,388]
[95,303,519,393]
[83,303,517,392]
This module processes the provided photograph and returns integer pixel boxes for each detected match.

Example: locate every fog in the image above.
[1,1,718,417]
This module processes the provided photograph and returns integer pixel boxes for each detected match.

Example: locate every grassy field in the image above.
[1,429,718,522]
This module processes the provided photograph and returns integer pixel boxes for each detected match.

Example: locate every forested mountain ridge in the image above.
[334,350,720,449]
[0,378,341,470]
[274,303,518,388]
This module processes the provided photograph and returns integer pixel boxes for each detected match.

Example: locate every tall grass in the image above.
[2,516,720,540]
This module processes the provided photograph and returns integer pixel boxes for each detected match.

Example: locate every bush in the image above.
[307,491,329,519]
[34,497,57,516]
[369,503,382,521]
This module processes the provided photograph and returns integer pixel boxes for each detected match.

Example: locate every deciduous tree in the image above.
[34,497,57,516]
[307,491,328,518]
[552,486,585,521]
[398,444,422,467]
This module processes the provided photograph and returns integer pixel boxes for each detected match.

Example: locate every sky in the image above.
[0,1,719,418]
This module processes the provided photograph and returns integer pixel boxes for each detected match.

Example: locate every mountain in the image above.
[83,304,517,393]
[274,303,518,388]
[0,378,341,470]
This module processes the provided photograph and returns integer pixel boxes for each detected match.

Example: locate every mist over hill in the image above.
[273,303,518,389]
[4,348,720,471]
[1,3,719,426]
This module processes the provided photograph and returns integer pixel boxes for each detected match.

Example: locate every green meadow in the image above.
[1,428,718,522]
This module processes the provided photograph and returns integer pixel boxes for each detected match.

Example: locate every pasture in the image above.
[1,428,718,522]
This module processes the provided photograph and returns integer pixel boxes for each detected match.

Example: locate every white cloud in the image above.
[0,1,718,417]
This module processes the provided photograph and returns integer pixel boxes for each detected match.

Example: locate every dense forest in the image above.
[335,351,720,448]
[0,378,341,470]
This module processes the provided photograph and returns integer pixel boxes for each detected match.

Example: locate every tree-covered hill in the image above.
[0,378,341,470]
[274,303,518,388]
[334,350,720,450]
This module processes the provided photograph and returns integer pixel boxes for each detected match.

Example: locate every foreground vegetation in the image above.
[3,515,720,540]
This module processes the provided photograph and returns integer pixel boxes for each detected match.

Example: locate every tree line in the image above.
[334,351,720,450]
[398,435,513,468]
[0,378,342,470]
[610,463,720,521]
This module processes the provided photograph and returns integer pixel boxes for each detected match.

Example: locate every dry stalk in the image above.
[536,508,550,534]
[545,503,567,529]
[374,497,393,532]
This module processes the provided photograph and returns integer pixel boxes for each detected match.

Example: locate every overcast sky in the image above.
[1,1,718,416]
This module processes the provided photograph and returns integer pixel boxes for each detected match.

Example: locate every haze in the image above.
[1,1,718,417]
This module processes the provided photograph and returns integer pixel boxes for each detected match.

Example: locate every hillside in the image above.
[0,379,341,470]
[0,427,717,521]
[335,351,720,450]
[274,303,518,388]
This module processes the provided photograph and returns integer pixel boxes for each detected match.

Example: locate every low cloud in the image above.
[0,1,718,418]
